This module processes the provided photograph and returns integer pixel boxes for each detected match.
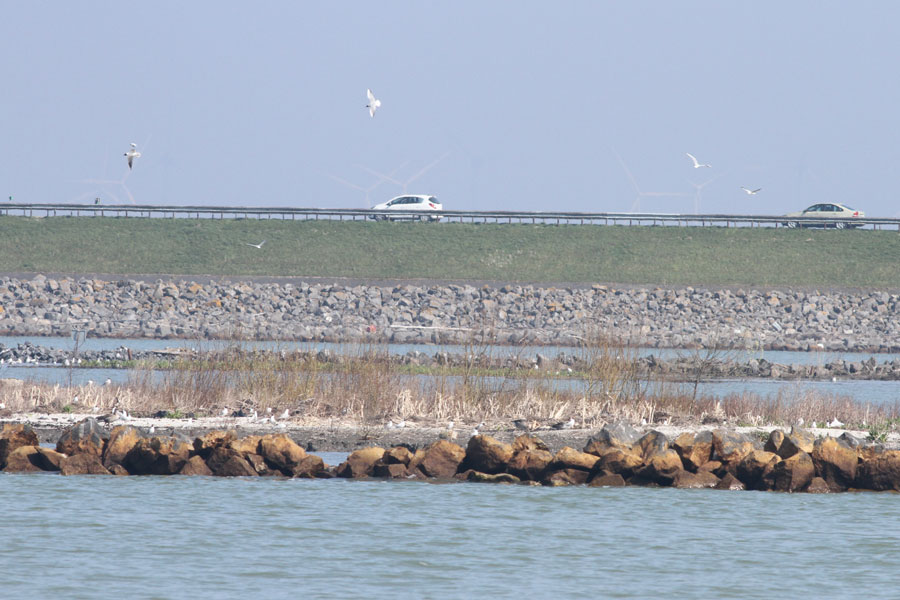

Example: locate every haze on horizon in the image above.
[2,2,898,218]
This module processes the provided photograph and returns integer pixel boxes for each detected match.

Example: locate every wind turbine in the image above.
[359,151,451,195]
[686,173,726,214]
[612,148,690,212]
[326,160,410,207]
[72,136,151,205]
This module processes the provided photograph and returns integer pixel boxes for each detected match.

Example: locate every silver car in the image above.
[370,195,442,221]
[782,203,865,229]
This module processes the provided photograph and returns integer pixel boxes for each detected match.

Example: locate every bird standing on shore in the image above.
[124,143,141,170]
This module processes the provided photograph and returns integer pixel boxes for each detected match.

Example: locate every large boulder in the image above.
[583,422,641,456]
[511,435,550,454]
[507,446,553,481]
[33,447,66,471]
[215,455,258,477]
[179,455,214,476]
[336,447,386,478]
[102,426,144,471]
[545,468,591,486]
[418,440,466,478]
[462,435,513,474]
[291,454,325,478]
[672,470,720,489]
[714,473,746,491]
[673,431,713,472]
[588,472,627,487]
[56,418,108,457]
[228,435,264,456]
[548,447,600,473]
[772,451,815,492]
[811,437,858,491]
[635,449,683,485]
[595,448,644,478]
[124,435,192,475]
[711,429,757,472]
[3,446,44,472]
[60,453,111,476]
[806,477,832,494]
[856,450,900,491]
[0,424,40,469]
[777,427,816,459]
[736,450,779,491]
[258,434,307,475]
[763,430,785,454]
[193,430,237,458]
[466,471,520,484]
[634,430,669,461]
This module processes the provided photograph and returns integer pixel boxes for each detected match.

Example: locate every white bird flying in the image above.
[366,88,381,118]
[741,187,762,195]
[245,240,266,249]
[686,153,711,169]
[124,143,141,170]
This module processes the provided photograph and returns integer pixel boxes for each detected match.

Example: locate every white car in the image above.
[782,203,865,229]
[371,195,442,221]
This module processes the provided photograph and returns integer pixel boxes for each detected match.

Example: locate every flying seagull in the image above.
[366,88,381,118]
[686,153,711,169]
[245,240,266,249]
[124,143,141,170]
[741,187,762,195]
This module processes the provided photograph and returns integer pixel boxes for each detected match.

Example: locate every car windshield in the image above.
[842,204,856,210]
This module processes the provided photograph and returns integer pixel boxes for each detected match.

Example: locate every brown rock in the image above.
[383,446,414,466]
[246,453,274,476]
[673,431,713,472]
[712,429,757,465]
[466,471,520,484]
[773,451,815,492]
[507,447,553,481]
[179,455,214,476]
[806,477,832,494]
[0,424,40,468]
[56,418,108,457]
[60,453,111,476]
[634,430,669,461]
[763,430,785,454]
[228,435,263,456]
[418,440,465,478]
[108,464,130,476]
[636,449,683,485]
[33,447,66,471]
[548,447,600,472]
[193,430,237,457]
[777,427,816,459]
[583,422,641,456]
[588,472,627,487]
[698,460,722,473]
[545,468,590,486]
[596,448,644,477]
[462,435,513,474]
[258,434,307,475]
[216,455,258,477]
[102,425,144,470]
[511,435,550,453]
[856,450,900,491]
[373,462,409,479]
[736,450,779,491]
[292,454,325,478]
[336,447,386,478]
[811,437,858,491]
[714,473,746,490]
[124,436,192,475]
[672,470,720,489]
[3,445,44,472]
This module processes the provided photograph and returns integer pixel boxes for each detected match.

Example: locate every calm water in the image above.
[1,472,898,599]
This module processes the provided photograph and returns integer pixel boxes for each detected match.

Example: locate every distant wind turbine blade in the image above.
[357,166,404,187]
[404,150,451,187]
[611,147,641,195]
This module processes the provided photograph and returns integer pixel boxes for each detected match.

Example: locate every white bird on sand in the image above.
[741,187,762,195]
[0,402,5,410]
[279,409,290,420]
[149,425,156,434]
[828,417,844,428]
[104,378,112,386]
[366,88,381,118]
[245,240,266,249]
[124,143,141,170]
[221,407,229,417]
[447,421,454,430]
[686,153,711,169]
[266,407,273,414]
[386,420,396,430]
[396,419,407,428]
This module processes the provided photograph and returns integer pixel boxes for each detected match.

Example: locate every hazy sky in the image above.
[2,2,899,216]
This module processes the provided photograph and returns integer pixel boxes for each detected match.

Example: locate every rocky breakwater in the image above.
[0,275,899,351]
[4,420,900,493]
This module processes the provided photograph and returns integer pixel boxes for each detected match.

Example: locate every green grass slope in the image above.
[1,216,898,287]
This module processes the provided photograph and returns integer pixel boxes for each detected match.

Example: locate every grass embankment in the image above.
[1,216,899,286]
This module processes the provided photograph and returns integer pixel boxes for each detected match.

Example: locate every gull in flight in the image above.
[366,88,381,118]
[124,143,141,170]
[245,240,266,249]
[686,153,711,169]
[741,187,762,195]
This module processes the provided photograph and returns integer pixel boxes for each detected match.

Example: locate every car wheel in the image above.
[785,221,798,229]
[835,221,846,230]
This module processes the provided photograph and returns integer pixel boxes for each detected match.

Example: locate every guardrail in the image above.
[2,203,899,230]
